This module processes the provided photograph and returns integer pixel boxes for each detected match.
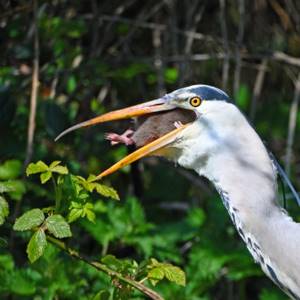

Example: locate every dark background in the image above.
[1,0,300,299]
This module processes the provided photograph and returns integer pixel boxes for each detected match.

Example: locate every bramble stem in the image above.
[46,235,164,300]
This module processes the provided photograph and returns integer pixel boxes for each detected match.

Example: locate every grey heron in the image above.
[56,85,300,299]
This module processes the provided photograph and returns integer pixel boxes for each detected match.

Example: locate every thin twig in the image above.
[250,58,268,121]
[233,0,245,96]
[219,0,230,90]
[285,72,300,176]
[24,0,39,168]
[46,235,164,300]
[0,4,32,20]
[179,2,204,85]
[153,24,165,96]
[94,14,216,43]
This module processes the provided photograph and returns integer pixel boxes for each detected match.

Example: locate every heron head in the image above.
[55,85,231,180]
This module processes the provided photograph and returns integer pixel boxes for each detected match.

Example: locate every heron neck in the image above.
[198,138,300,299]
[176,103,300,298]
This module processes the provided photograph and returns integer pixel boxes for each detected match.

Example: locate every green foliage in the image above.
[164,68,179,84]
[235,84,250,111]
[100,254,186,290]
[4,160,187,299]
[13,209,45,231]
[0,196,9,225]
[147,258,186,286]
[45,215,72,238]
[68,201,96,223]
[76,175,119,200]
[26,160,68,184]
[0,159,22,180]
[27,229,47,263]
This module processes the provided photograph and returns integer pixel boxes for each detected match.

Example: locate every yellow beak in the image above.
[55,98,190,180]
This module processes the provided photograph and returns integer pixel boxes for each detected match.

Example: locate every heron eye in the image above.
[189,96,202,107]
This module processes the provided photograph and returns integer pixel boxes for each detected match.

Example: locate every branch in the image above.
[250,58,268,121]
[24,0,39,168]
[219,0,230,90]
[285,72,300,176]
[233,0,245,96]
[46,235,164,300]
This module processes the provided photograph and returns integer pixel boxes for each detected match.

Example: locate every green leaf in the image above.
[13,209,45,231]
[147,259,186,286]
[164,68,178,84]
[26,229,47,263]
[0,181,16,193]
[148,267,164,286]
[51,165,68,175]
[6,180,26,201]
[235,84,250,111]
[94,183,119,200]
[0,254,14,270]
[163,264,186,286]
[101,255,123,271]
[85,208,96,223]
[76,175,119,200]
[67,75,77,93]
[49,161,68,174]
[40,171,52,184]
[46,214,72,238]
[0,159,22,180]
[26,161,49,176]
[68,208,82,223]
[49,161,61,168]
[0,196,9,225]
[26,161,68,183]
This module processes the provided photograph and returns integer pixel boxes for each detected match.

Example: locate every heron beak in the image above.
[94,123,189,180]
[55,98,190,180]
[55,98,174,141]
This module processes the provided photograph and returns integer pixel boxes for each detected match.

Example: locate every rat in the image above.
[106,108,196,148]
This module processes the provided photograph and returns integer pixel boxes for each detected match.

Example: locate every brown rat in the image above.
[106,108,196,147]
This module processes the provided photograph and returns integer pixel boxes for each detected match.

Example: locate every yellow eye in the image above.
[189,96,202,107]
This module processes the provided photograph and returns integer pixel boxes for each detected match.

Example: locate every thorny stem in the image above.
[46,235,164,300]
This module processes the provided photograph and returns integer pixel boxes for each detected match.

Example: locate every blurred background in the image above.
[1,0,300,299]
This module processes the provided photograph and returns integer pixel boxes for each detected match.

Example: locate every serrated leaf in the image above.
[85,208,96,223]
[0,181,16,193]
[13,209,45,231]
[40,171,52,184]
[94,183,119,200]
[147,260,186,286]
[46,214,72,238]
[163,265,186,286]
[50,165,68,175]
[26,161,49,176]
[0,196,9,225]
[148,267,165,280]
[0,159,22,180]
[26,229,47,263]
[49,161,61,169]
[68,208,82,223]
